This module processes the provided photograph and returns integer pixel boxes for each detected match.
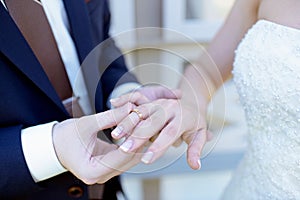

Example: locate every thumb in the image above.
[185,129,207,170]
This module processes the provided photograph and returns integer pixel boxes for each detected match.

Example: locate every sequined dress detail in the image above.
[222,20,300,200]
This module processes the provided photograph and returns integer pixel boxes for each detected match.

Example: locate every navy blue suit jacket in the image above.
[0,0,137,199]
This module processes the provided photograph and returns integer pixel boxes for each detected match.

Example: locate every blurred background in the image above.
[108,1,247,200]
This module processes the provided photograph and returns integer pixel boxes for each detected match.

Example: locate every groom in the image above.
[0,0,142,199]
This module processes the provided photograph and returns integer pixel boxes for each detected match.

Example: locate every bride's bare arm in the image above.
[172,0,261,168]
[183,0,261,105]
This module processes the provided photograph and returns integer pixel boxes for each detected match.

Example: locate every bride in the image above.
[111,0,300,199]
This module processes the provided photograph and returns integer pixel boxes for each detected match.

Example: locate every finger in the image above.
[206,130,214,141]
[172,89,182,98]
[111,102,154,140]
[111,110,142,139]
[119,103,171,153]
[157,88,182,99]
[185,129,207,170]
[140,120,182,164]
[71,103,133,155]
[110,91,150,107]
[92,102,134,131]
[75,103,133,136]
[149,130,183,147]
[138,85,182,100]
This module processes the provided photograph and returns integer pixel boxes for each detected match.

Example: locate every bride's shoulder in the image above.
[258,0,300,30]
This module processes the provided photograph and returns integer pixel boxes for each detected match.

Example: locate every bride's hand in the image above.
[111,97,209,170]
[110,85,182,106]
[110,85,184,146]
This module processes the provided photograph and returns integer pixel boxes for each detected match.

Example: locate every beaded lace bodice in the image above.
[222,20,300,199]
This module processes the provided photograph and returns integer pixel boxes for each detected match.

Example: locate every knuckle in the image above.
[77,171,97,185]
[97,179,106,184]
[77,115,89,125]
[129,91,141,102]
[81,178,96,185]
[124,102,134,113]
[164,126,180,138]
[135,91,143,99]
[149,142,162,152]
[168,99,178,107]
[96,114,110,128]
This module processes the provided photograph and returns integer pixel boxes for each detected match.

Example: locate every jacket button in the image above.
[68,185,84,198]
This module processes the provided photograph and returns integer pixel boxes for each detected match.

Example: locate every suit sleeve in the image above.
[0,126,41,198]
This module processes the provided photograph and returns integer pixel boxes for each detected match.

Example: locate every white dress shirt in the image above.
[1,0,140,182]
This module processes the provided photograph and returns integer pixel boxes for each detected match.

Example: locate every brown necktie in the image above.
[5,0,73,100]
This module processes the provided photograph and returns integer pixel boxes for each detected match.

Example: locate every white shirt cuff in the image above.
[21,121,67,182]
[107,82,142,108]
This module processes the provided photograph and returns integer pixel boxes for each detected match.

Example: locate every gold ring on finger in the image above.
[131,108,144,120]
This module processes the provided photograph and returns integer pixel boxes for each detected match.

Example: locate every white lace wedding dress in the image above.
[221,20,300,199]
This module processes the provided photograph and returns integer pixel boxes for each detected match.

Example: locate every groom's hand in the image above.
[52,103,142,184]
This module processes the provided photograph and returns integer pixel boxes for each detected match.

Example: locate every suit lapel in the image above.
[0,5,67,114]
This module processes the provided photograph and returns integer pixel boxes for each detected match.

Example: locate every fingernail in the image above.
[120,140,133,152]
[142,151,154,164]
[112,126,123,137]
[110,98,119,103]
[197,159,201,170]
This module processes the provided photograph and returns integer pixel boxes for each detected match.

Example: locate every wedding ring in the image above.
[131,108,144,120]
